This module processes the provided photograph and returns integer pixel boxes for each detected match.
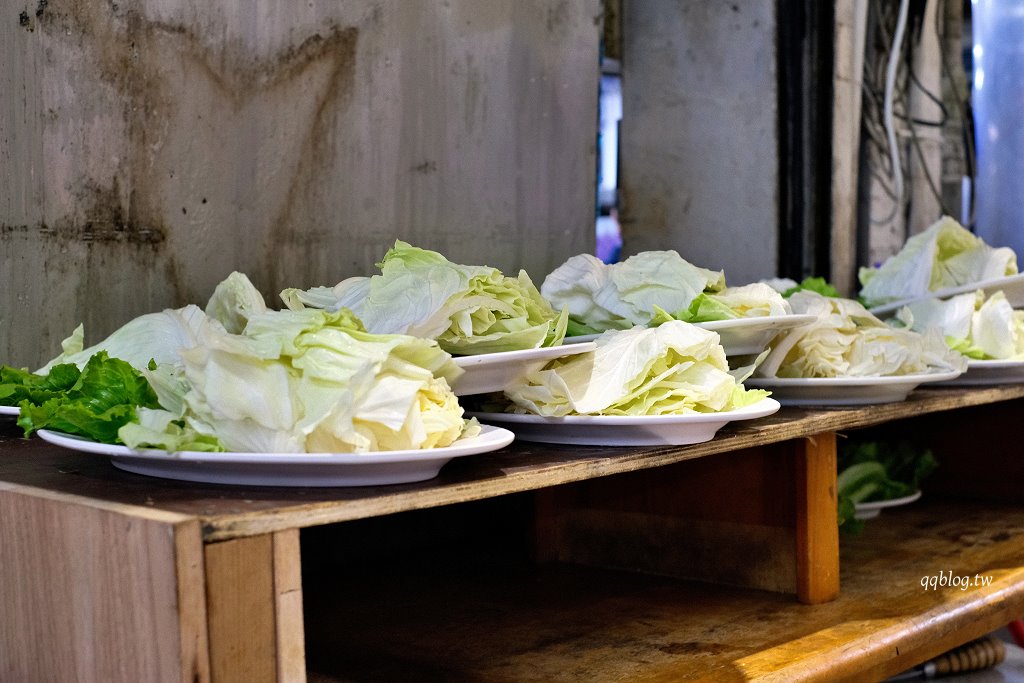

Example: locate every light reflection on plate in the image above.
[744,370,962,406]
[451,343,596,396]
[930,359,1024,387]
[854,490,922,519]
[36,425,515,487]
[468,397,780,446]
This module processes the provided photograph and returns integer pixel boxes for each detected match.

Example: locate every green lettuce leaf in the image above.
[16,351,161,443]
[781,277,840,298]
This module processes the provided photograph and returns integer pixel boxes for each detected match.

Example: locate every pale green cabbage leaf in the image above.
[756,291,966,378]
[859,216,1017,308]
[503,320,770,416]
[895,290,1024,360]
[122,307,475,453]
[280,241,567,355]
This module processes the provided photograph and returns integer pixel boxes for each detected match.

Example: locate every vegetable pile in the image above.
[281,241,568,355]
[837,439,938,533]
[755,290,967,378]
[858,216,1017,309]
[894,290,1024,360]
[3,272,478,454]
[541,251,790,335]
[501,321,770,416]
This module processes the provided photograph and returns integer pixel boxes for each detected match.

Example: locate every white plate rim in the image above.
[694,313,818,332]
[745,370,963,388]
[36,424,515,465]
[867,273,1024,316]
[469,397,781,426]
[854,489,922,513]
[562,314,818,345]
[452,342,595,367]
[0,405,19,416]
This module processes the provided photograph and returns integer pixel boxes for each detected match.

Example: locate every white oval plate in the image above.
[468,398,780,446]
[854,490,922,520]
[931,359,1024,387]
[868,273,1024,318]
[0,405,19,417]
[36,425,515,487]
[695,314,817,355]
[451,343,596,396]
[563,315,816,356]
[745,371,962,406]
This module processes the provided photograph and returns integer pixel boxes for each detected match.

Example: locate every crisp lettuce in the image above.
[15,352,161,443]
[756,290,966,378]
[204,271,268,334]
[503,320,770,416]
[859,216,1017,308]
[280,241,567,355]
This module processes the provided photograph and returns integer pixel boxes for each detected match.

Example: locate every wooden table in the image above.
[2,386,1024,681]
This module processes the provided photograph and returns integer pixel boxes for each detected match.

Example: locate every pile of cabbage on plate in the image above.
[281,241,568,355]
[4,272,478,453]
[858,216,1018,309]
[894,290,1024,361]
[501,321,770,416]
[754,290,966,379]
[540,251,791,336]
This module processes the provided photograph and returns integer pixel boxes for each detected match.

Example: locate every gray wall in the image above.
[619,0,778,285]
[1,0,600,368]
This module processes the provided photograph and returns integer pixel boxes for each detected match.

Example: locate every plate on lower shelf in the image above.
[854,490,922,520]
[468,397,780,446]
[562,315,816,356]
[930,359,1024,387]
[36,425,515,487]
[451,343,596,396]
[744,370,963,406]
[867,273,1024,318]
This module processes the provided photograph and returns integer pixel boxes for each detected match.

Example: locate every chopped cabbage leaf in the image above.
[503,320,770,416]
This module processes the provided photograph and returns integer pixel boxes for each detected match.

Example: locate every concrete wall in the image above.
[619,0,778,285]
[1,0,600,368]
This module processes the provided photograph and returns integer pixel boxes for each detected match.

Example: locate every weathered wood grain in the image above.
[1,387,1021,542]
[0,484,208,682]
[301,500,1024,681]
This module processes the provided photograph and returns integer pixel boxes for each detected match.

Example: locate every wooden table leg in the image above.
[794,432,840,604]
[205,529,306,682]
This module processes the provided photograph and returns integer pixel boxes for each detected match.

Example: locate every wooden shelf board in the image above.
[1,386,1023,542]
[301,499,1024,682]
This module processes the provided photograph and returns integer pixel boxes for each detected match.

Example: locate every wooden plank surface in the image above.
[204,531,307,683]
[0,485,209,683]
[301,499,1024,682]
[205,535,278,683]
[1,386,1023,542]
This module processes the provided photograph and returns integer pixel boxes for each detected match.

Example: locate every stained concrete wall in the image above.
[619,0,778,285]
[1,0,600,368]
